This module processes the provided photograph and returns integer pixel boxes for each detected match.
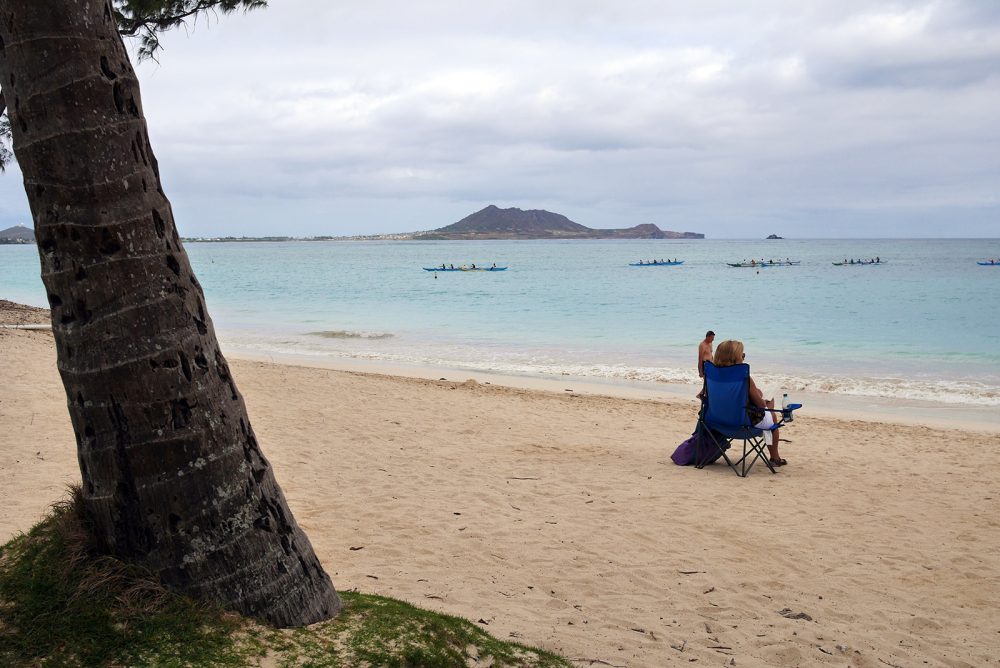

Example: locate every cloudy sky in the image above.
[3,0,1000,237]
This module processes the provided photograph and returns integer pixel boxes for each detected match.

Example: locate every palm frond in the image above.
[113,0,267,61]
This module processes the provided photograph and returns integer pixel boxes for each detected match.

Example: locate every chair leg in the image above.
[694,424,736,472]
[747,436,776,475]
[732,441,750,477]
[694,426,777,476]
[729,436,775,476]
[732,439,754,477]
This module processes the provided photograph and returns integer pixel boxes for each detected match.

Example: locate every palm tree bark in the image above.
[0,0,340,626]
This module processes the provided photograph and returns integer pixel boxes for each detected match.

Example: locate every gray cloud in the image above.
[3,0,999,237]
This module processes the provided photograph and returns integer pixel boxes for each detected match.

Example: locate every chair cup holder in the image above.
[780,403,802,422]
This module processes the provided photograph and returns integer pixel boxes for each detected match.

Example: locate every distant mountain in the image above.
[416,205,704,240]
[0,225,35,244]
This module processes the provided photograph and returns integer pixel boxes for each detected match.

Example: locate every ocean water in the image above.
[3,238,999,407]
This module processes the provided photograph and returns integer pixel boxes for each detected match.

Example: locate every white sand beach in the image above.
[2,302,998,667]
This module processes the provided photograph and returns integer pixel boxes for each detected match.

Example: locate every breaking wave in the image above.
[225,333,1000,408]
[307,330,394,340]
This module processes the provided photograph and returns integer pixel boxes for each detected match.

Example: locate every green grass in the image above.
[0,491,571,667]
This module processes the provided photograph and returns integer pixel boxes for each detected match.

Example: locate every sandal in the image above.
[769,458,787,467]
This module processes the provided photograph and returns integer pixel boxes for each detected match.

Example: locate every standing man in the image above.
[698,330,716,379]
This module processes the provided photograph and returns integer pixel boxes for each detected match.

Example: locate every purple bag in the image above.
[671,435,699,465]
[671,431,728,466]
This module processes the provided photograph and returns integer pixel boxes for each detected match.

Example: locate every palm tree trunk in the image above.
[0,0,340,626]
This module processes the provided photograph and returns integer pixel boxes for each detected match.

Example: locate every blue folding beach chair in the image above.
[696,361,795,477]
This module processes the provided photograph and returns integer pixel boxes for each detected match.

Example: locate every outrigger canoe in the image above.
[423,266,508,272]
[832,261,886,266]
[629,261,684,266]
[977,261,999,266]
[727,261,800,267]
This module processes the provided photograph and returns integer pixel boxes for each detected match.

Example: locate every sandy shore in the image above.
[2,305,998,667]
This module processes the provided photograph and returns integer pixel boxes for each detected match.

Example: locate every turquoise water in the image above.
[3,239,999,406]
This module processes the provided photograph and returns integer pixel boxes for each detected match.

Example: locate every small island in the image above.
[0,224,35,244]
[416,205,704,240]
[178,206,705,242]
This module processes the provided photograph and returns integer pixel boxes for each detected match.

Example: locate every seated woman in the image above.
[713,340,786,466]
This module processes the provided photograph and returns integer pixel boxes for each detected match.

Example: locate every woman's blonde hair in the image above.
[713,340,745,367]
